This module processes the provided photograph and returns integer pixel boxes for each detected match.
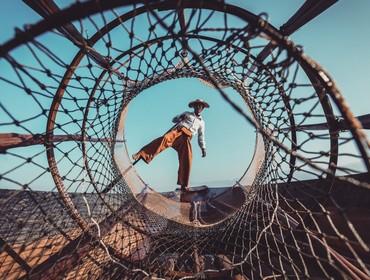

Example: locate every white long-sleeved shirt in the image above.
[172,111,206,150]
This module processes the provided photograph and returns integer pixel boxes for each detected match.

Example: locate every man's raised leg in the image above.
[132,129,179,164]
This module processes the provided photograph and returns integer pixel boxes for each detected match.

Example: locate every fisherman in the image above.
[132,99,209,191]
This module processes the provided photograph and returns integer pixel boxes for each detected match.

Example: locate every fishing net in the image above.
[0,1,369,279]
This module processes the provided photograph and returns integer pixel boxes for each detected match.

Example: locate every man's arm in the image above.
[172,112,187,123]
[198,122,206,157]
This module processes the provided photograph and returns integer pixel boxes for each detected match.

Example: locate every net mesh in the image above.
[0,1,369,279]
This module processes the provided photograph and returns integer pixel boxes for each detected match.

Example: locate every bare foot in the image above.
[132,152,141,161]
[181,185,191,192]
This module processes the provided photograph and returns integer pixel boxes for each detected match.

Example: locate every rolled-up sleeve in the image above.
[198,121,206,150]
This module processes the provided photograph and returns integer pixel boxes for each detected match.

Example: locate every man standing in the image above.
[132,99,209,191]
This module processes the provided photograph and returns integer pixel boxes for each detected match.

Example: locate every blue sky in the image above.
[0,1,369,192]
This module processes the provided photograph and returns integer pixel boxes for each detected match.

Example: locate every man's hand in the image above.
[201,149,206,158]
